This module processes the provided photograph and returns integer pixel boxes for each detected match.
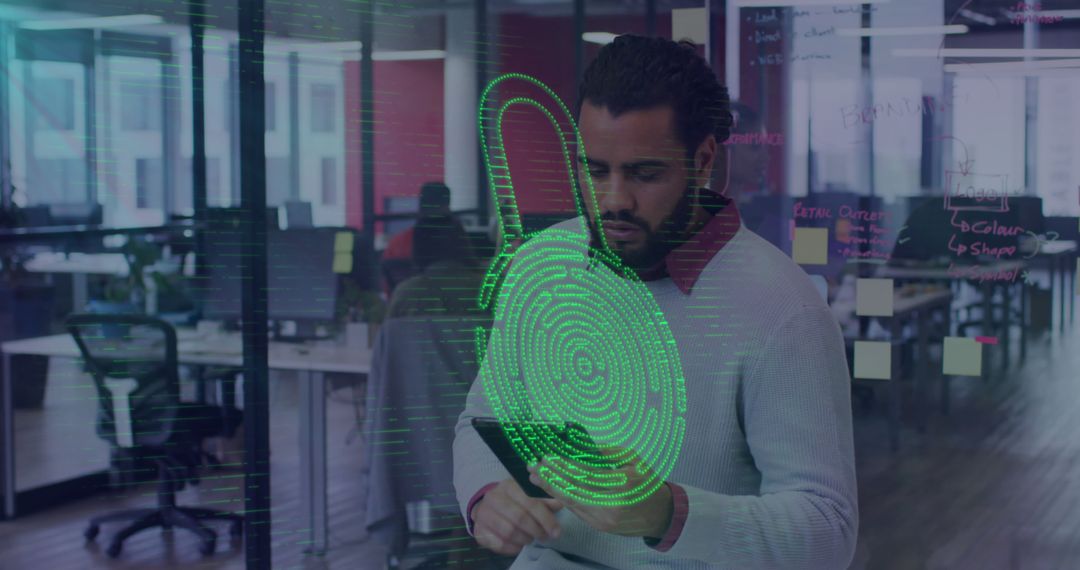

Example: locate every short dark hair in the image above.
[577,35,733,157]
[418,182,451,212]
[728,101,763,134]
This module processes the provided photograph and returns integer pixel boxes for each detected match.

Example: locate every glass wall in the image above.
[2,2,1079,569]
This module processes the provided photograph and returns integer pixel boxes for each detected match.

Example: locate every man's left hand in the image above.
[527,448,673,539]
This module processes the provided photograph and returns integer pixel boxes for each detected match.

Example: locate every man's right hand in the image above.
[472,477,564,556]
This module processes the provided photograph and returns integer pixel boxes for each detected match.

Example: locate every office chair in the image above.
[66,314,243,558]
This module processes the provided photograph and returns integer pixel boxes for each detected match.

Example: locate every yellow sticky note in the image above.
[333,252,353,274]
[672,7,708,44]
[793,227,829,265]
[853,341,891,380]
[334,231,354,253]
[856,278,894,317]
[943,337,982,376]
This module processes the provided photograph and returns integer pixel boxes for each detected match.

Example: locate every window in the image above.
[120,78,162,131]
[31,77,75,131]
[266,157,290,206]
[1036,76,1080,216]
[135,158,164,209]
[178,157,224,206]
[27,158,85,204]
[951,76,1026,199]
[311,84,336,133]
[320,157,336,206]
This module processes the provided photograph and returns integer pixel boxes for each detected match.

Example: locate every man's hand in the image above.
[472,477,564,556]
[527,449,673,539]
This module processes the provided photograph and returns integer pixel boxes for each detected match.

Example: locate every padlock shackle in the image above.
[478,73,613,243]
[477,73,609,309]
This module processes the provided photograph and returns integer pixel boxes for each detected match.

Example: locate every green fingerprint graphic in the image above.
[477,73,686,506]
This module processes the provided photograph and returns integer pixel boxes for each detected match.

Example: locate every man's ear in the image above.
[693,134,719,188]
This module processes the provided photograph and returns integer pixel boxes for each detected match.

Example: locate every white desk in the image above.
[0,331,369,554]
[23,253,128,312]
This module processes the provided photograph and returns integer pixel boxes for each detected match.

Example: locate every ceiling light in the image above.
[736,0,889,7]
[944,59,1080,73]
[582,32,618,45]
[893,48,1080,58]
[837,25,968,37]
[372,49,446,61]
[958,9,997,26]
[20,14,163,31]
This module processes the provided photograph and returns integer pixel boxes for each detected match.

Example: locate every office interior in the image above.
[0,0,1077,568]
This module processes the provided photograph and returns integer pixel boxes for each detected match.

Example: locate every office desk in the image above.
[877,260,1027,372]
[0,331,368,554]
[1026,240,1077,333]
[23,252,129,312]
[851,288,953,451]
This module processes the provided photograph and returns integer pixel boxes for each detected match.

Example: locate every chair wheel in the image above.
[229,520,243,537]
[84,524,99,541]
[106,540,123,558]
[200,536,216,556]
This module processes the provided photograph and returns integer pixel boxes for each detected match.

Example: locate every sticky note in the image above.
[792,227,829,265]
[334,231,354,253]
[856,278,894,317]
[672,7,708,44]
[943,337,982,376]
[809,274,828,302]
[853,341,891,380]
[333,252,353,274]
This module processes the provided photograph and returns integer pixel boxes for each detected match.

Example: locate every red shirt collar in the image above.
[639,200,741,294]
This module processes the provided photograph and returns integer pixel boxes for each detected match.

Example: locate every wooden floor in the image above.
[1,320,1078,569]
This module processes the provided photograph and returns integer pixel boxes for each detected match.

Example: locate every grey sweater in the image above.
[452,220,858,569]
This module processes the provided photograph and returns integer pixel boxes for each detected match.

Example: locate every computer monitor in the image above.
[197,211,246,321]
[384,196,420,237]
[285,201,313,228]
[890,195,1023,264]
[198,221,345,330]
[267,228,339,323]
[49,203,102,226]
[19,205,51,227]
[1011,196,1044,236]
[205,207,278,230]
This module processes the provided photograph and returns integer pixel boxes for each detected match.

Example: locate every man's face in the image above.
[576,103,715,271]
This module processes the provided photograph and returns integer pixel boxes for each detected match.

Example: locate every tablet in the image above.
[471,417,598,499]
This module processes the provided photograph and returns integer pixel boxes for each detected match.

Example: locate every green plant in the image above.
[336,278,386,325]
[104,238,161,305]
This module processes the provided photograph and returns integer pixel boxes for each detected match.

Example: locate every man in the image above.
[386,214,488,319]
[382,181,453,263]
[453,35,857,569]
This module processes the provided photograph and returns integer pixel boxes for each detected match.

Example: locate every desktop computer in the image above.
[266,228,339,339]
[49,203,103,226]
[196,225,345,340]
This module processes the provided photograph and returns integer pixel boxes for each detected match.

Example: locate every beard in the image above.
[584,183,696,272]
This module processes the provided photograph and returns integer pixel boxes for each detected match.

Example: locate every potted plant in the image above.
[0,169,56,408]
[336,279,386,348]
[95,238,159,311]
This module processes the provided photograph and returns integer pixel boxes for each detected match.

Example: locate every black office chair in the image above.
[66,314,243,558]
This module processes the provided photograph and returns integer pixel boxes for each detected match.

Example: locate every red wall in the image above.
[493,14,580,217]
[342,10,788,229]
[344,60,445,230]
